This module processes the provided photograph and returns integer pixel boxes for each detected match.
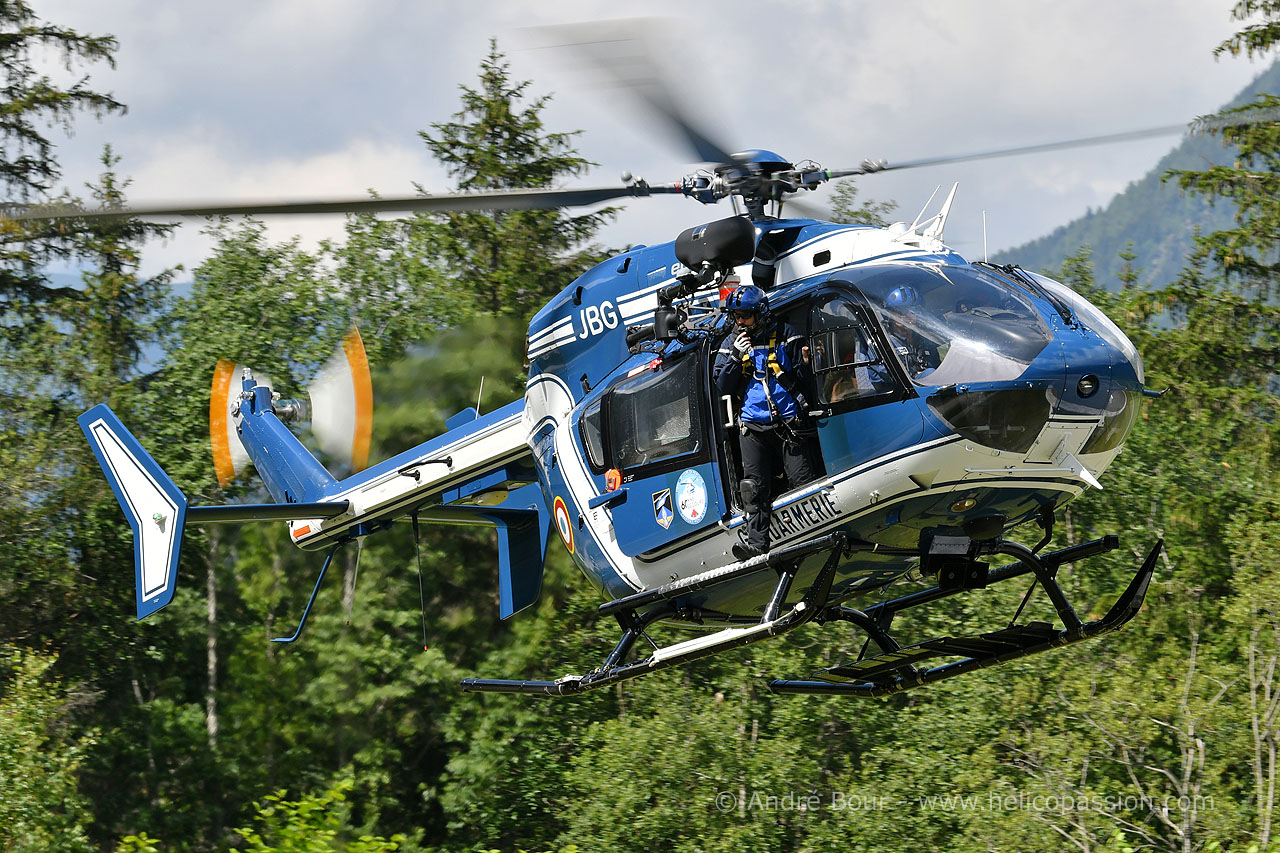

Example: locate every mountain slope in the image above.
[994,60,1280,288]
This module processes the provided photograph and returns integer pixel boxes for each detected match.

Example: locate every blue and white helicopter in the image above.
[63,34,1179,698]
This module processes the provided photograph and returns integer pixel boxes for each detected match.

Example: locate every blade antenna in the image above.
[921,183,959,241]
[910,186,941,231]
[412,512,429,651]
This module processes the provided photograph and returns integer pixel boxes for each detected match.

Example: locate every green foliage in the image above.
[0,7,141,666]
[232,780,404,852]
[0,145,183,847]
[0,648,95,853]
[114,832,162,853]
[413,39,616,321]
[0,0,123,314]
[1219,1,1280,58]
[826,180,898,228]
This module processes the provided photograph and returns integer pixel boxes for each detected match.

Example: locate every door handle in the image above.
[588,489,628,509]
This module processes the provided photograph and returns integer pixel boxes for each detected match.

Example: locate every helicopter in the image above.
[53,27,1241,699]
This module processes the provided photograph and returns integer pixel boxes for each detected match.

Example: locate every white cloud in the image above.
[27,0,1275,271]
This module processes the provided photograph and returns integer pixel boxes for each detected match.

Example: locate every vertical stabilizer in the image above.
[78,404,187,619]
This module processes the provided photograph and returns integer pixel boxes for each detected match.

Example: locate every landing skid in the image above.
[461,533,849,696]
[772,538,1162,697]
[459,532,1161,699]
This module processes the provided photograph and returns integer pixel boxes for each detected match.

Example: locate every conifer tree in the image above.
[0,0,123,317]
[414,39,615,320]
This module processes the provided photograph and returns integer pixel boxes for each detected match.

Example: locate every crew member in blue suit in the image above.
[714,284,819,559]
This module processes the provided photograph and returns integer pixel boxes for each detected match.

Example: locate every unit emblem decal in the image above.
[675,468,707,525]
[652,488,674,529]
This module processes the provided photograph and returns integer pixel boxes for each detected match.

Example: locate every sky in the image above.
[29,0,1272,278]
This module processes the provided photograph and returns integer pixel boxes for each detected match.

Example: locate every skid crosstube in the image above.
[769,537,1163,698]
[459,532,1160,699]
[461,533,849,696]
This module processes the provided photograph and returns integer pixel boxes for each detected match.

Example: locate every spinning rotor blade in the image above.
[829,124,1188,178]
[523,19,741,167]
[829,104,1280,179]
[310,329,373,474]
[7,182,683,221]
[779,197,830,221]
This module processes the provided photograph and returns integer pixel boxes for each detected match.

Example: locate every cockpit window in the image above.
[839,265,1054,386]
[807,292,898,404]
[607,355,704,470]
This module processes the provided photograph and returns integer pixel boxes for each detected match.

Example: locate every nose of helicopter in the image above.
[1055,328,1144,462]
[1032,276,1145,460]
[922,306,1143,465]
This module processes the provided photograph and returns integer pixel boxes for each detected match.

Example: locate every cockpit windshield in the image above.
[837,265,1053,386]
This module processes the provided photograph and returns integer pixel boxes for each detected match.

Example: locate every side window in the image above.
[607,354,704,471]
[809,292,899,405]
[579,398,605,471]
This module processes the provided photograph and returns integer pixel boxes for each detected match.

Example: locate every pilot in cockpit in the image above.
[882,285,943,380]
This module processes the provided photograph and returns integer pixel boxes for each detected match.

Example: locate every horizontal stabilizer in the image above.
[79,404,187,620]
[186,501,351,524]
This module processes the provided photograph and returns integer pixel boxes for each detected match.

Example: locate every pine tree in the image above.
[0,0,123,319]
[0,6,132,644]
[414,39,615,320]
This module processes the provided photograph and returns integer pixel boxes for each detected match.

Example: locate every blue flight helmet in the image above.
[885,285,922,310]
[726,284,769,324]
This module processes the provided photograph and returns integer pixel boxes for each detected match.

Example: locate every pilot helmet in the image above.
[886,285,922,310]
[726,284,769,324]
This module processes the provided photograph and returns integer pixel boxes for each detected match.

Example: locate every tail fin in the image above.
[79,404,187,619]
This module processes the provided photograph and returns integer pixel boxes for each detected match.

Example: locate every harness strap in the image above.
[738,329,808,415]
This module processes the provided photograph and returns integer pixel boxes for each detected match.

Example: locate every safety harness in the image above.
[737,328,809,426]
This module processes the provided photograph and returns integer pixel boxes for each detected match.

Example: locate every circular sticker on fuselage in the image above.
[553,496,575,554]
[675,469,707,525]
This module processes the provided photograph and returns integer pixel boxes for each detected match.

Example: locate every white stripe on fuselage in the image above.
[525,373,641,590]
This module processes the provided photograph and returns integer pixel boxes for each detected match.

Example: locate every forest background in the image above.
[4,1,1280,851]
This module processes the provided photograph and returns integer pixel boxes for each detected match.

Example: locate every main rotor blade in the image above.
[826,125,1188,179]
[523,20,741,167]
[6,183,683,221]
[780,197,830,221]
[829,105,1280,178]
